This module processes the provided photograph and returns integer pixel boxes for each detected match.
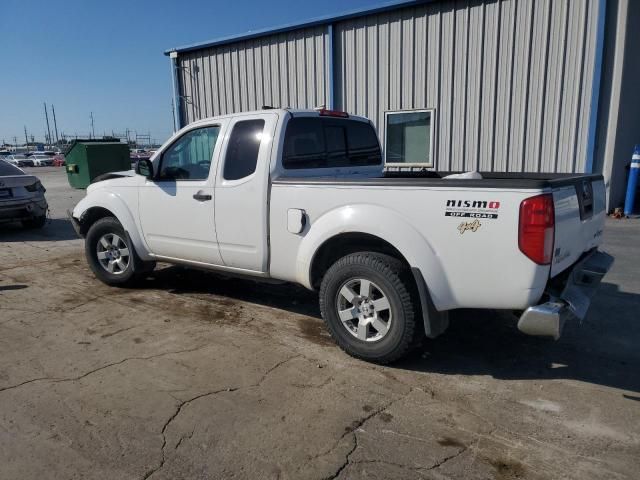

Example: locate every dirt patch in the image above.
[488,458,526,480]
[344,420,362,434]
[296,317,334,347]
[378,412,393,423]
[437,436,466,448]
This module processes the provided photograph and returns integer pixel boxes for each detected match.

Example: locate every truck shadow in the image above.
[394,282,640,394]
[141,267,639,394]
[0,218,79,242]
[141,265,321,318]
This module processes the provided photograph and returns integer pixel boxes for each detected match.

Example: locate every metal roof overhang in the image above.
[164,0,433,55]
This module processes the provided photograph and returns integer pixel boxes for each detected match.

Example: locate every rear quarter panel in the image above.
[269,183,551,311]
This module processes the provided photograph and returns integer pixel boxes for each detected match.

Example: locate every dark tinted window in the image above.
[0,160,24,176]
[346,121,382,165]
[324,125,347,167]
[282,118,325,169]
[283,117,381,169]
[223,120,265,180]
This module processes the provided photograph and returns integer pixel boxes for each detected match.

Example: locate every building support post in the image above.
[585,0,607,174]
[326,24,335,110]
[170,51,183,131]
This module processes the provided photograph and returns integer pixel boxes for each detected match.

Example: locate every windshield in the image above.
[0,159,24,176]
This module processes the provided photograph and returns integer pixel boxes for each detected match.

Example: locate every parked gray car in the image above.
[0,160,48,228]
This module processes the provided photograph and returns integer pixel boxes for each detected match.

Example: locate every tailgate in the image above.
[551,176,606,277]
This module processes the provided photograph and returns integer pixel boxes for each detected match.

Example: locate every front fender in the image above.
[72,190,151,260]
[296,204,454,311]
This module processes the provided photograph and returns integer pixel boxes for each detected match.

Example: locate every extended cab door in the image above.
[214,113,278,272]
[138,122,226,264]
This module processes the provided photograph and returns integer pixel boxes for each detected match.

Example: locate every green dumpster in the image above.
[65,139,130,189]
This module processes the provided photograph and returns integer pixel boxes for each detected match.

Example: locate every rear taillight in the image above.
[25,181,43,192]
[518,194,555,265]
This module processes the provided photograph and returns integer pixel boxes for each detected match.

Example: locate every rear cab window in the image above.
[283,117,381,170]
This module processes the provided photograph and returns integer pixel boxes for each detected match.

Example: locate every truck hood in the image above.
[86,171,138,193]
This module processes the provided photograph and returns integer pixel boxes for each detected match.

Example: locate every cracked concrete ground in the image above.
[0,168,639,479]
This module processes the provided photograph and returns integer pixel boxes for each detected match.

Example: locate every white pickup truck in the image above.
[70,108,613,363]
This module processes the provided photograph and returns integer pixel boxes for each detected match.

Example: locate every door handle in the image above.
[193,192,212,201]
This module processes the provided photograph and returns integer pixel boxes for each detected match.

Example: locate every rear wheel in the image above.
[85,217,154,286]
[319,252,422,364]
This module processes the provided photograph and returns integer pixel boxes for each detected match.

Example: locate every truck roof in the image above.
[188,108,371,127]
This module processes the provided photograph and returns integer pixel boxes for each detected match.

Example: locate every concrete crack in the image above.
[142,386,239,480]
[0,377,56,394]
[316,389,414,480]
[323,433,358,480]
[426,444,468,471]
[142,354,300,480]
[350,459,432,476]
[99,326,136,339]
[0,344,212,394]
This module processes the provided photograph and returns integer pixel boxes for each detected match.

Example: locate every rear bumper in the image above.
[517,250,614,339]
[0,197,48,222]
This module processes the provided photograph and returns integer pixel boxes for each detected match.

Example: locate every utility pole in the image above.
[51,104,59,143]
[44,103,52,146]
[89,112,95,139]
[13,136,18,150]
[24,126,29,148]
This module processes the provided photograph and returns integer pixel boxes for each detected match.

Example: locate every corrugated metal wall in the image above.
[175,0,600,173]
[177,26,330,124]
[334,0,599,173]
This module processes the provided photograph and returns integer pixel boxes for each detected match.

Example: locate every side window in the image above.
[223,119,265,180]
[158,126,220,180]
[283,117,381,169]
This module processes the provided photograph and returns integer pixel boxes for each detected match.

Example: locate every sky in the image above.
[0,0,378,146]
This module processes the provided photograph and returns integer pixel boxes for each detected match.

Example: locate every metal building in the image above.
[165,0,640,209]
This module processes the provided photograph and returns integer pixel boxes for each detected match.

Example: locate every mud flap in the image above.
[411,267,449,338]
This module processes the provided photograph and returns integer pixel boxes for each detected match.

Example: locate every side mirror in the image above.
[135,159,154,179]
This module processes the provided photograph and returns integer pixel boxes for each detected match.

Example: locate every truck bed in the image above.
[273,171,604,189]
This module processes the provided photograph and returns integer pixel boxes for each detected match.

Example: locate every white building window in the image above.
[384,109,434,167]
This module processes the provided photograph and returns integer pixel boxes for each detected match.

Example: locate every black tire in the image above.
[319,252,422,364]
[22,215,47,229]
[84,216,153,286]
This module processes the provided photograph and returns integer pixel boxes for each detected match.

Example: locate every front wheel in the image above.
[85,217,154,286]
[319,252,422,364]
